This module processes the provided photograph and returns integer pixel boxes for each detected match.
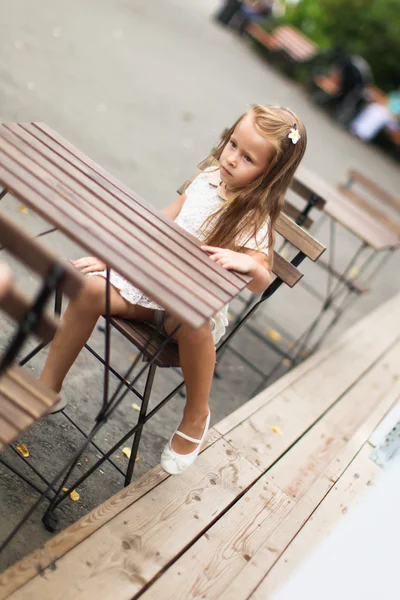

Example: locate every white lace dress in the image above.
[89,167,269,344]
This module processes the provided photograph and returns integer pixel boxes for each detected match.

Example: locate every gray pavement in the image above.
[0,0,399,571]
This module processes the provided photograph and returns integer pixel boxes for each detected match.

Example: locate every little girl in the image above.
[40,104,307,475]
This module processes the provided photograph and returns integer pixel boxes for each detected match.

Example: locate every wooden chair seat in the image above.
[0,365,60,450]
[110,318,180,368]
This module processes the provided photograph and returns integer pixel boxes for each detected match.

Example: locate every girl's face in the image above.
[219,115,275,189]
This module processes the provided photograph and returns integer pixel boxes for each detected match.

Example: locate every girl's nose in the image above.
[227,152,236,167]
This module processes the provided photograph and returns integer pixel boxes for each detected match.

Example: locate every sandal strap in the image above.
[175,430,202,444]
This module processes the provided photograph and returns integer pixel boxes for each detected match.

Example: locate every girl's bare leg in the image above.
[164,315,215,455]
[40,276,155,393]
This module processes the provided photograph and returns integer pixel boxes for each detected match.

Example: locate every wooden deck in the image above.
[1,293,400,599]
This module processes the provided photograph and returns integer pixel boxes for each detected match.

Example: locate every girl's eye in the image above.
[244,155,252,163]
[230,139,236,148]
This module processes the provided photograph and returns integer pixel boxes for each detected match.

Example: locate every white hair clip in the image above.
[288,127,301,145]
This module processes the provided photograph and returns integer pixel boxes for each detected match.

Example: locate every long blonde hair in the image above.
[201,104,307,267]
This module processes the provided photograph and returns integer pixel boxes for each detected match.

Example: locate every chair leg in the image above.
[125,362,157,486]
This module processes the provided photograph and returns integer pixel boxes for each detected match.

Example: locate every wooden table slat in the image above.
[0,134,226,317]
[7,124,242,299]
[31,122,249,288]
[0,156,215,328]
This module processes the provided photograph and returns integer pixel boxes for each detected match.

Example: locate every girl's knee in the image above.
[78,276,106,311]
[177,322,214,345]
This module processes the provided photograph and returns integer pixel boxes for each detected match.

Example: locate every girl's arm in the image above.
[162,193,186,220]
[201,246,271,294]
[245,250,271,294]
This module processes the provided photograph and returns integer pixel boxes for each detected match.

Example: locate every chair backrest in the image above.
[337,169,400,236]
[0,214,78,450]
[0,211,83,337]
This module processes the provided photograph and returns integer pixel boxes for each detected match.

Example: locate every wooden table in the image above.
[289,165,400,358]
[0,122,251,533]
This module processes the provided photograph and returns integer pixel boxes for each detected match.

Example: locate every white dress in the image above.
[89,167,269,344]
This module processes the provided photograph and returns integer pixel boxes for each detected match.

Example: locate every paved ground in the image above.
[0,0,399,571]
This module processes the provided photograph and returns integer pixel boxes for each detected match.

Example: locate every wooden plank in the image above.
[215,291,400,436]
[250,445,380,599]
[337,184,400,236]
[217,358,400,600]
[4,125,238,303]
[275,213,325,261]
[271,251,302,288]
[5,439,260,600]
[348,169,400,214]
[0,427,221,598]
[225,303,400,471]
[139,481,293,600]
[30,123,247,288]
[0,366,59,448]
[0,135,222,317]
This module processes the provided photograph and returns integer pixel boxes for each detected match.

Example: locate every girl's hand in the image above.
[70,257,106,274]
[201,245,256,274]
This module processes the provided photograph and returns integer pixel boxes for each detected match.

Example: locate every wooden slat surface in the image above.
[0,366,59,450]
[293,166,400,250]
[0,123,251,329]
[4,293,400,600]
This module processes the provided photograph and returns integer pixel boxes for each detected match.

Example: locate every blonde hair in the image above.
[201,104,307,268]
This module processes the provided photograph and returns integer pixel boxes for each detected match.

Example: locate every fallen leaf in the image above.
[265,329,281,342]
[132,403,141,412]
[62,487,69,492]
[23,497,35,505]
[282,358,292,368]
[18,204,28,214]
[348,266,360,280]
[69,490,80,501]
[16,443,29,457]
[122,447,131,459]
[135,454,139,463]
[271,425,283,436]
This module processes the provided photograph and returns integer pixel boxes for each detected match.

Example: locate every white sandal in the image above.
[161,412,210,475]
